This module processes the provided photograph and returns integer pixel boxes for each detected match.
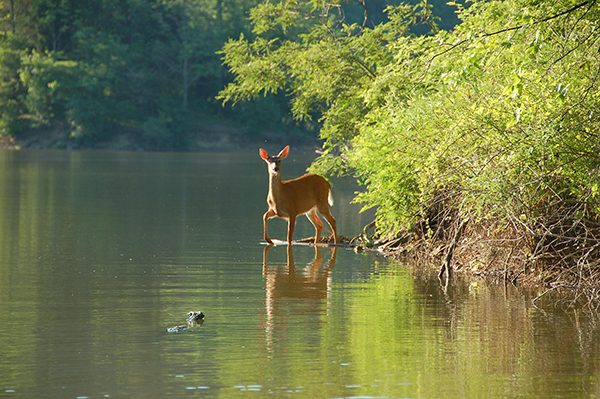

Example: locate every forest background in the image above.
[1,0,600,294]
[0,0,457,151]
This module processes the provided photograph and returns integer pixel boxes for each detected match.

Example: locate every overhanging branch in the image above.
[423,0,596,75]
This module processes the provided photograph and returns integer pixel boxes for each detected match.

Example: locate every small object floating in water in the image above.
[186,311,204,322]
[167,311,205,332]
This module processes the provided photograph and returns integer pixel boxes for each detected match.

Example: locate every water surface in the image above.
[0,150,599,398]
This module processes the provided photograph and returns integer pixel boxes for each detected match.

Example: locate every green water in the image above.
[0,150,598,398]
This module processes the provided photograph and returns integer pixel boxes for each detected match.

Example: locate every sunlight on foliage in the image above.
[220,0,600,270]
[221,0,600,272]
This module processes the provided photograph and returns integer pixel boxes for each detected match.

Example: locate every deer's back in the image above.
[283,173,330,190]
[280,174,331,214]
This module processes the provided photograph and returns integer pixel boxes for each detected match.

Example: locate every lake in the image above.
[0,150,599,398]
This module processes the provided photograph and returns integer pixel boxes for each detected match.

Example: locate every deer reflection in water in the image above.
[261,245,337,351]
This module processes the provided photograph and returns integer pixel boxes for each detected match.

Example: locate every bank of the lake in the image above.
[0,124,323,153]
[374,223,600,309]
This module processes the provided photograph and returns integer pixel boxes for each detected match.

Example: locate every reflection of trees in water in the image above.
[411,268,600,391]
[261,245,337,351]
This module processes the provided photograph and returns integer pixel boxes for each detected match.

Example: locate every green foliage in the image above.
[17,29,138,142]
[19,50,78,126]
[355,0,600,233]
[0,0,461,144]
[220,0,600,259]
[219,0,437,168]
[0,0,289,144]
[65,28,138,141]
[0,33,27,134]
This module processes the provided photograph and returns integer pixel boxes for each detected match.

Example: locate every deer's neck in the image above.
[269,172,282,192]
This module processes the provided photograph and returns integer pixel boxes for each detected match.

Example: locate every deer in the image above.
[259,145,338,246]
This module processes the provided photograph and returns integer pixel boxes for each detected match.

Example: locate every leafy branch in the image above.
[422,0,596,78]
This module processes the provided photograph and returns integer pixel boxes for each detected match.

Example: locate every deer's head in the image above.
[259,146,289,174]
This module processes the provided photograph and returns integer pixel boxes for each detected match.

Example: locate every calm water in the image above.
[0,150,599,398]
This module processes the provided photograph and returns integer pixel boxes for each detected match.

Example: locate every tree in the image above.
[219,0,439,170]
[0,34,28,134]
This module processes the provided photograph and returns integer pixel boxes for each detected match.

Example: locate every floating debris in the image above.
[167,311,205,332]
[186,311,204,322]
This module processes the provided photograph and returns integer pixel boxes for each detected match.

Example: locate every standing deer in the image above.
[260,146,338,245]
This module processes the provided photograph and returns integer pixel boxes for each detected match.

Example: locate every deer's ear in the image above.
[279,145,290,159]
[259,148,269,160]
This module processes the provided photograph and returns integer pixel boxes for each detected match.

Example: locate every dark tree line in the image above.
[0,0,458,149]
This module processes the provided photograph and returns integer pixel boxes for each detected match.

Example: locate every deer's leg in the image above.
[318,204,338,244]
[306,208,324,244]
[263,209,276,244]
[286,215,297,244]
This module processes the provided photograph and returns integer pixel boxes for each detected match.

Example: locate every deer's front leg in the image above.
[263,209,276,244]
[286,215,297,244]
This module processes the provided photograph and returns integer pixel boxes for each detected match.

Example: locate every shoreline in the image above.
[0,126,324,154]
[349,219,600,308]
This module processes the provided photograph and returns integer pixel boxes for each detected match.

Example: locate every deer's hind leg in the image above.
[306,208,324,244]
[317,202,338,244]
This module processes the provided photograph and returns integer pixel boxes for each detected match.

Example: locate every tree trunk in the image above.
[10,0,15,33]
